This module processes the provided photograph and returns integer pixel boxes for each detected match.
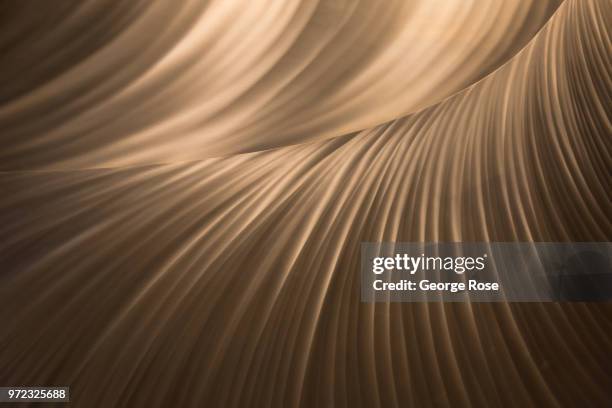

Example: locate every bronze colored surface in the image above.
[0,0,610,407]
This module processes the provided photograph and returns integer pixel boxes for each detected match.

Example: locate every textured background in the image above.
[0,0,611,406]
